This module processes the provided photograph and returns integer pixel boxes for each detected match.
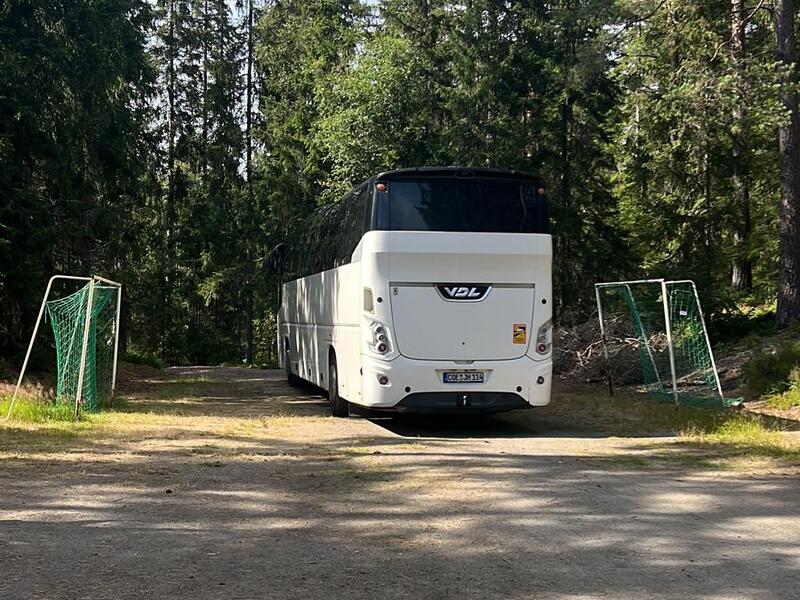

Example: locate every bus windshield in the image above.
[387,178,549,234]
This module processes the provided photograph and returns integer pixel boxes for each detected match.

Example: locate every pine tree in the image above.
[774,0,800,326]
[0,0,155,358]
[730,0,752,291]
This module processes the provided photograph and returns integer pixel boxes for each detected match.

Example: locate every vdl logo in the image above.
[437,285,491,302]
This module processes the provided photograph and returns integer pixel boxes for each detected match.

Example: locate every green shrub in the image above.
[123,351,166,370]
[744,341,800,397]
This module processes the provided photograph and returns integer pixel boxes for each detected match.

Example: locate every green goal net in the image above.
[47,281,119,412]
[595,279,738,408]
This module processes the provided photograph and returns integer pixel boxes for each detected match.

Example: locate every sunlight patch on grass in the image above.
[340,445,394,456]
[0,395,77,423]
[550,388,800,469]
[765,386,800,411]
[257,413,301,430]
[678,414,800,462]
[157,375,216,385]
[681,414,780,445]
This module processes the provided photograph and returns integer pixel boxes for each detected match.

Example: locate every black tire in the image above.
[285,342,301,387]
[328,355,349,418]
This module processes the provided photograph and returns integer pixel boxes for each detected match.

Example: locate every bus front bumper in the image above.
[357,354,552,413]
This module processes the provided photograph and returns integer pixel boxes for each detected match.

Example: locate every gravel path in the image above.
[1,367,798,599]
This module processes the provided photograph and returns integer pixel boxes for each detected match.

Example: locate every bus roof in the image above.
[374,166,541,182]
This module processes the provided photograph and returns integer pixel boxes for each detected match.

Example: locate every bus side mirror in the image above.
[267,243,288,276]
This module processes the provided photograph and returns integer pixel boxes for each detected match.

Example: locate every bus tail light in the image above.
[536,319,552,355]
[369,321,392,355]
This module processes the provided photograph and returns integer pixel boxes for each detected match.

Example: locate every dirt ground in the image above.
[1,367,799,600]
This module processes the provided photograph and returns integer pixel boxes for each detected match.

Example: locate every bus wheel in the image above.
[328,355,350,418]
[285,343,301,387]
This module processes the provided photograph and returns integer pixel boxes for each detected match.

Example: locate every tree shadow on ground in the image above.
[116,366,328,418]
[1,431,798,600]
[3,367,799,599]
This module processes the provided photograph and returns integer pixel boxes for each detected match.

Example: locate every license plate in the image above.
[443,371,484,384]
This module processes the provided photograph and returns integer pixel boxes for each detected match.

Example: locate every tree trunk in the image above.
[202,0,209,175]
[731,0,752,290]
[244,0,255,364]
[556,1,575,312]
[668,0,679,70]
[774,0,800,326]
[163,0,177,360]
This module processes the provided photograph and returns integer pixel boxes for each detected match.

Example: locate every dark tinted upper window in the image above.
[290,183,370,277]
[386,178,549,233]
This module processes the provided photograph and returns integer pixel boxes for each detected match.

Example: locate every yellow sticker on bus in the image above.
[513,323,527,344]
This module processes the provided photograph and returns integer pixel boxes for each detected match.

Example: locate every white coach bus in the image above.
[275,167,552,417]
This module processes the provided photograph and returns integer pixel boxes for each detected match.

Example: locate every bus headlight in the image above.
[536,319,552,354]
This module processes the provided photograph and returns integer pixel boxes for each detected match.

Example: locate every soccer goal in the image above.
[8,275,122,419]
[594,279,736,407]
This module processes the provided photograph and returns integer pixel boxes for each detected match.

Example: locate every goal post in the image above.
[594,278,734,408]
[7,275,122,419]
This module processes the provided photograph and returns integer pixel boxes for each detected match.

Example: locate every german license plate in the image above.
[443,371,484,384]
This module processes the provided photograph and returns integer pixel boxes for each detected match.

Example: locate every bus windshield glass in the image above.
[387,178,549,233]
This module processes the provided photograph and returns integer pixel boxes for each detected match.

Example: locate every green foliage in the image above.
[314,35,432,198]
[744,341,800,396]
[612,0,785,312]
[0,0,155,360]
[1,0,796,368]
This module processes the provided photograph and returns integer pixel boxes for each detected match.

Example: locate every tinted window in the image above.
[292,184,369,277]
[387,179,549,233]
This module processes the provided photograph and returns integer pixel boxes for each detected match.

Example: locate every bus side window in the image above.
[335,204,349,267]
[362,182,374,234]
[333,185,367,267]
[322,203,339,271]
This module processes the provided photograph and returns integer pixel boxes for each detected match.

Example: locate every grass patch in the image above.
[342,445,383,456]
[681,414,780,445]
[156,375,216,385]
[678,414,800,462]
[258,413,301,429]
[549,387,800,467]
[0,395,77,423]
[335,465,396,483]
[544,388,729,436]
[130,376,219,401]
[585,414,800,470]
[766,387,800,410]
[762,367,800,410]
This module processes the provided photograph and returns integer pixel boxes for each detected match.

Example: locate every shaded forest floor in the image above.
[1,366,799,599]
